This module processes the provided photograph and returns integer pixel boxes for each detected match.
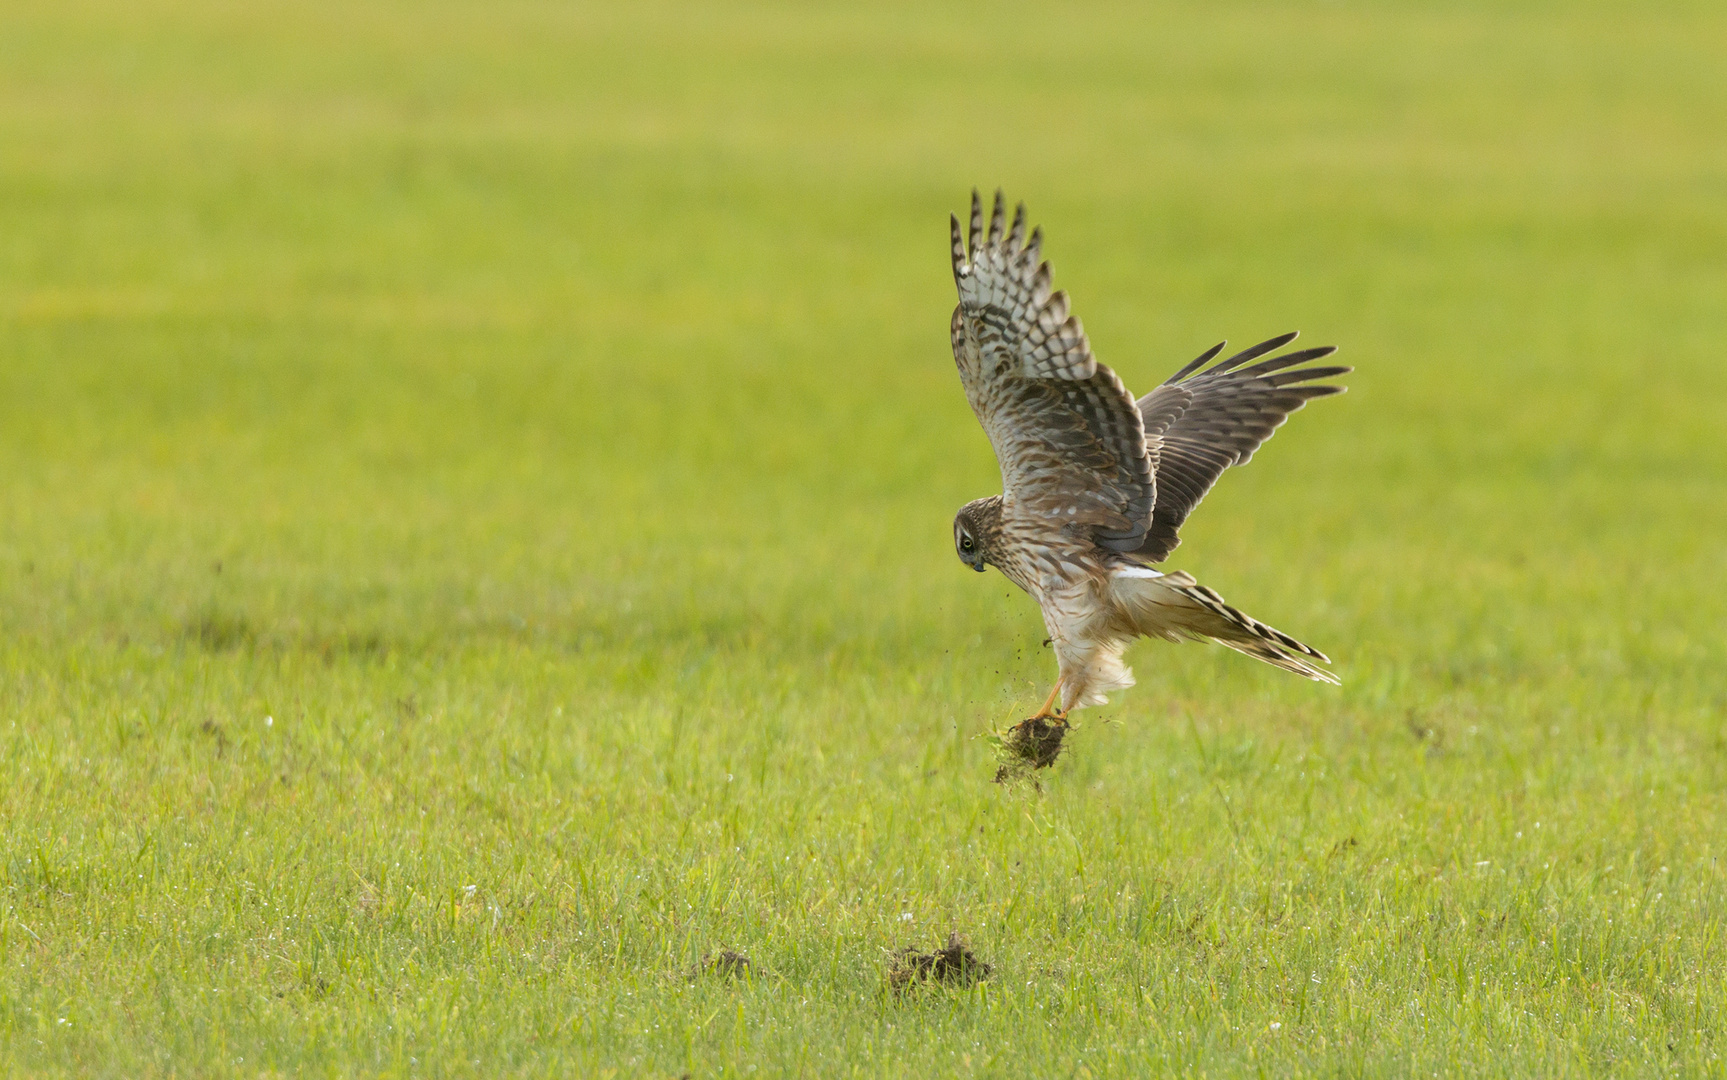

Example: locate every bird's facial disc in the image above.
[954,516,986,572]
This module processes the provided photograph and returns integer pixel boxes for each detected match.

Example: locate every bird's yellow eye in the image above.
[961,537,974,551]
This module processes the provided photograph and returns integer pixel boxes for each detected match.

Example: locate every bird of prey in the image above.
[949,191,1349,719]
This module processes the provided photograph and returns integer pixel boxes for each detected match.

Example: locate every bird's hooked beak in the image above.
[969,558,986,573]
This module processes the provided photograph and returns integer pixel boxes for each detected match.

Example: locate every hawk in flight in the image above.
[949,191,1349,719]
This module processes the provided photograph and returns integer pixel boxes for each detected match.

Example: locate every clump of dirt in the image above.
[198,719,230,757]
[992,716,1069,784]
[889,933,992,993]
[690,949,754,980]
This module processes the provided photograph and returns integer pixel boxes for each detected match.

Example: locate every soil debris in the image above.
[199,719,230,757]
[690,949,754,980]
[889,933,992,993]
[992,716,1069,784]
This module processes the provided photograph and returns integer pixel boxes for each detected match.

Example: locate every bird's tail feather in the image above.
[1111,567,1340,685]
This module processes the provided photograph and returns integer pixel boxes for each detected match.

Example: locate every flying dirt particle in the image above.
[991,716,1070,785]
[890,933,991,993]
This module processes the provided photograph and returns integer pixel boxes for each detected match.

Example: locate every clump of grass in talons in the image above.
[990,716,1071,786]
[888,934,992,994]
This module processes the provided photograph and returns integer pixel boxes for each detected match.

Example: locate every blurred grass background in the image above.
[2,0,1725,1075]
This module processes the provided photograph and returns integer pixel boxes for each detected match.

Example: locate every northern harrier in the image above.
[949,191,1349,719]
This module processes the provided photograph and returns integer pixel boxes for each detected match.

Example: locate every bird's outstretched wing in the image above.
[1130,334,1350,562]
[950,190,1155,552]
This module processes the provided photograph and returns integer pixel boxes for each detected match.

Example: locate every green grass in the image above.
[4,0,1727,1074]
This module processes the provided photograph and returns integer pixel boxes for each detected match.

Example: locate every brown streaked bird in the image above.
[949,190,1350,719]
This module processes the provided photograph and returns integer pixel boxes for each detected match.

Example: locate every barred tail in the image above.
[1110,567,1340,685]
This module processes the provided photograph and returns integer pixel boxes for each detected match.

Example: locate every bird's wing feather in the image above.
[1130,333,1350,562]
[950,191,1154,552]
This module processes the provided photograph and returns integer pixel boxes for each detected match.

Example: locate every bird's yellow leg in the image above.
[1027,681,1067,723]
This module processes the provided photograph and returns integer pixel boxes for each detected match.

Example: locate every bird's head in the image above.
[953,496,1002,573]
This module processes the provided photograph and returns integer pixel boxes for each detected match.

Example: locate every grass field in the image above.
[4,0,1727,1075]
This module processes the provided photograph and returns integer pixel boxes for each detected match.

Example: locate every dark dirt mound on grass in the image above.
[992,716,1069,785]
[689,950,755,980]
[889,933,992,993]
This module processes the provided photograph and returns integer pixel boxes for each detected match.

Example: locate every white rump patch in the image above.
[1112,565,1164,579]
